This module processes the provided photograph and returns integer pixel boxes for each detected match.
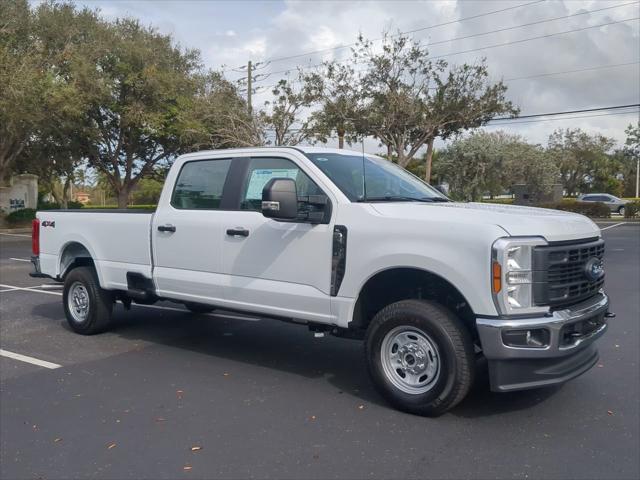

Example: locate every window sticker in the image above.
[245,168,299,200]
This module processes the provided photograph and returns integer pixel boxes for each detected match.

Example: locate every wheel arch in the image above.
[351,266,477,339]
[58,241,102,284]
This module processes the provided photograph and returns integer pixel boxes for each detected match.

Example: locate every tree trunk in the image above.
[0,161,9,186]
[424,137,435,183]
[337,128,345,149]
[61,176,72,209]
[117,188,130,209]
[387,144,393,160]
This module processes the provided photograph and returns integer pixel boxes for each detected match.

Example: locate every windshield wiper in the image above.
[357,196,449,203]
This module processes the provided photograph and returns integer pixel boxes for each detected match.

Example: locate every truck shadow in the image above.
[32,302,561,418]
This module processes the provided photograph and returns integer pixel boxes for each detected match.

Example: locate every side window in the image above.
[171,159,232,210]
[582,195,595,201]
[240,157,324,211]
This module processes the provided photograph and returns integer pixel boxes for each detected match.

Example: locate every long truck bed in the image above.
[36,209,154,291]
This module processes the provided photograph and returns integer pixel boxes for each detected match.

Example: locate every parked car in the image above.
[30,147,612,416]
[578,193,628,215]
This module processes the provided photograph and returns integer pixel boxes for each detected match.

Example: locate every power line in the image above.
[280,105,640,131]
[491,104,640,121]
[253,0,547,67]
[266,15,639,77]
[257,60,640,92]
[503,61,640,82]
[486,109,639,125]
[425,2,638,48]
[431,16,640,60]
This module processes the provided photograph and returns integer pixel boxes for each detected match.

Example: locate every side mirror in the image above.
[262,178,298,220]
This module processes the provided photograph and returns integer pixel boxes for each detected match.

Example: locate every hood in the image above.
[369,202,601,242]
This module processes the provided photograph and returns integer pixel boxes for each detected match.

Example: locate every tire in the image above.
[63,266,114,335]
[184,302,215,314]
[618,206,625,216]
[365,299,475,416]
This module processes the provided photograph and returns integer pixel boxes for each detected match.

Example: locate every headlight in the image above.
[492,237,548,316]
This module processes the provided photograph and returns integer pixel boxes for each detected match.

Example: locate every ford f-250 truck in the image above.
[30,147,613,415]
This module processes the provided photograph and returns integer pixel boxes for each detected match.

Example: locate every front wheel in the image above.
[365,299,475,416]
[63,266,114,335]
[618,206,625,216]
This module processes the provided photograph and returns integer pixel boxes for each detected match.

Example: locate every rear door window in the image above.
[171,159,232,210]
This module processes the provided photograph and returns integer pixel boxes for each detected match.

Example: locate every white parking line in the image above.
[600,222,628,231]
[9,257,31,262]
[0,348,61,369]
[0,232,30,237]
[0,282,260,321]
[0,283,63,296]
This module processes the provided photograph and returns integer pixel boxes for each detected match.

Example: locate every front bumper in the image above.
[476,292,611,392]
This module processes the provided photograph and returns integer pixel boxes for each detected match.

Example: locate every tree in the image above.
[0,0,52,184]
[623,122,639,197]
[304,62,359,148]
[435,131,558,201]
[348,33,517,181]
[422,62,518,182]
[78,18,202,208]
[547,128,615,196]
[187,71,265,149]
[23,2,103,207]
[261,77,320,146]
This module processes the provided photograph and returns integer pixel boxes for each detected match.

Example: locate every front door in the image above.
[219,155,335,324]
[152,157,233,304]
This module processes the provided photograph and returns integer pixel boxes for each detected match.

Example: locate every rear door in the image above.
[217,155,336,324]
[152,157,235,304]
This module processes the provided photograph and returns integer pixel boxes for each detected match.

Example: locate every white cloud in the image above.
[67,0,640,148]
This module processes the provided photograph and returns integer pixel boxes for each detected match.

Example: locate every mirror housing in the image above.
[262,178,298,220]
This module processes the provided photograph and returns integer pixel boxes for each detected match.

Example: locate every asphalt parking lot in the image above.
[0,223,638,480]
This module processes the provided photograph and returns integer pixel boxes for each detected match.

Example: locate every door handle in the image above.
[226,227,250,237]
[157,224,176,233]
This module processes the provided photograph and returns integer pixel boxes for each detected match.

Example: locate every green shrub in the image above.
[624,201,640,218]
[537,200,611,218]
[38,200,84,210]
[481,198,514,204]
[6,208,36,224]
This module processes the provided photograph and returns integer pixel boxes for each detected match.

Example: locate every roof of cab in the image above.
[177,145,372,160]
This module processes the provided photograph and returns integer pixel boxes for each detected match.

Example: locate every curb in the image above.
[592,219,640,223]
[0,228,31,234]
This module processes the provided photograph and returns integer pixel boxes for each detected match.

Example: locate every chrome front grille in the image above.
[533,238,605,308]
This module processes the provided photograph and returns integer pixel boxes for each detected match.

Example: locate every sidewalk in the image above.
[0,227,31,234]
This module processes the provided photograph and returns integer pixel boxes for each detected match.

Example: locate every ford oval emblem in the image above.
[584,257,604,282]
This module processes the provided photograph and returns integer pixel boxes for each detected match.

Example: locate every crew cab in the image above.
[30,147,613,415]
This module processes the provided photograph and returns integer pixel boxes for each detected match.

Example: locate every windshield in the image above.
[305,152,448,202]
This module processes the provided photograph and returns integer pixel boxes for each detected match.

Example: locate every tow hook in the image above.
[605,312,616,319]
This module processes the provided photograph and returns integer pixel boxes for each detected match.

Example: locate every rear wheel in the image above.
[63,266,114,335]
[184,302,215,314]
[365,299,474,416]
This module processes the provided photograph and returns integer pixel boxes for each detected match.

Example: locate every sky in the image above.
[66,0,639,152]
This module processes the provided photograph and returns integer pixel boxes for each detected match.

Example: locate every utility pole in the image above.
[247,60,252,116]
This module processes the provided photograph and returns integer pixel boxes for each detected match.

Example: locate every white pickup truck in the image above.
[31,147,612,415]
